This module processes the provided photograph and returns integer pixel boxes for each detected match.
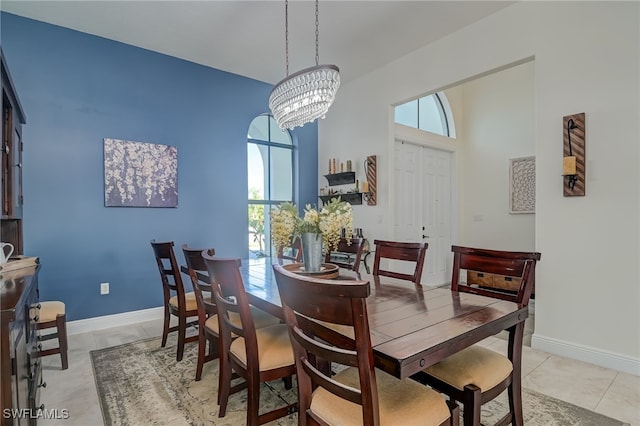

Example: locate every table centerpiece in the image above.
[271,197,353,272]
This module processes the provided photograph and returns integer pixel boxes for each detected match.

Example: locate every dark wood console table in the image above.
[1,265,42,426]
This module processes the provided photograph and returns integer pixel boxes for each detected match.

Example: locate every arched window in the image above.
[247,115,294,257]
[394,92,455,137]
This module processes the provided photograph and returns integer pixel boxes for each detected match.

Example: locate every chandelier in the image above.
[269,0,340,130]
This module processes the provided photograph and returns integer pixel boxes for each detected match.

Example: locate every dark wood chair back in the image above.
[151,240,190,312]
[181,244,219,381]
[181,244,216,319]
[324,237,366,273]
[272,264,380,425]
[372,240,427,285]
[277,236,303,262]
[200,255,258,363]
[450,245,541,307]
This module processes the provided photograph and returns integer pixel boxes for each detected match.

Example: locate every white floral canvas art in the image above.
[104,138,178,207]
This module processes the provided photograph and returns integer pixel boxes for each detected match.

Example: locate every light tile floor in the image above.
[37,317,639,426]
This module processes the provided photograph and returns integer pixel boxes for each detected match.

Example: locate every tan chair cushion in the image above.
[230,324,294,371]
[425,345,513,391]
[206,307,279,336]
[204,315,220,335]
[169,291,198,311]
[311,367,450,426]
[37,301,65,323]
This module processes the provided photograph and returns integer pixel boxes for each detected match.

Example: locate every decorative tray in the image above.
[282,263,339,279]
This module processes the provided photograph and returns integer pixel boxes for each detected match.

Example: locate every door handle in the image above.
[422,235,430,239]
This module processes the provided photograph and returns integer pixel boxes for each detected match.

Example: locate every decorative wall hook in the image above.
[562,113,585,196]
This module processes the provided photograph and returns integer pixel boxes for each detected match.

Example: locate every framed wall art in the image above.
[509,156,535,214]
[104,138,178,207]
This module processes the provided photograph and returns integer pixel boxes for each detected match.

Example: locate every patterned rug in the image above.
[91,337,628,426]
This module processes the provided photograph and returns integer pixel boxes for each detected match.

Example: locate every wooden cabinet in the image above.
[1,266,42,426]
[1,50,26,256]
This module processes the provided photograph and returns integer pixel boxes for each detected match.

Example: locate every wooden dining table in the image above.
[237,257,528,380]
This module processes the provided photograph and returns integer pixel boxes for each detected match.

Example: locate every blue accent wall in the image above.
[1,13,318,320]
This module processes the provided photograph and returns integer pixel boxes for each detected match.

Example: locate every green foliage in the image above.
[248,188,265,253]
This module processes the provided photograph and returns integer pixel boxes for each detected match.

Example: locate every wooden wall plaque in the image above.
[365,155,377,206]
[563,112,586,196]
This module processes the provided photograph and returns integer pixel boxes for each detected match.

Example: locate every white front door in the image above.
[394,141,452,286]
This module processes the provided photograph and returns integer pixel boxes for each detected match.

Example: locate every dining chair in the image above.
[412,245,541,426]
[35,301,69,370]
[272,263,459,426]
[182,245,280,384]
[150,240,198,362]
[372,240,428,286]
[181,245,219,381]
[202,254,296,426]
[276,236,303,262]
[324,237,366,276]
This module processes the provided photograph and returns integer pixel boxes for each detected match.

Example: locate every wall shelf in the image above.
[323,171,355,186]
[319,192,363,205]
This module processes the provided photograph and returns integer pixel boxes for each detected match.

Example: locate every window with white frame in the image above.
[247,115,294,257]
[394,92,454,137]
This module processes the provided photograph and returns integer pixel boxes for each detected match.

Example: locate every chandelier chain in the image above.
[285,0,289,76]
[315,0,319,66]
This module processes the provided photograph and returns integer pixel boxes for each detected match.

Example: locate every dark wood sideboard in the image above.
[1,266,43,426]
[2,49,27,256]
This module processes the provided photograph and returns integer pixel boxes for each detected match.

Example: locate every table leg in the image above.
[507,321,525,426]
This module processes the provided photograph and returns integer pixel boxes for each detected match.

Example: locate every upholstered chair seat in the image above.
[424,346,513,391]
[204,307,279,335]
[229,324,294,371]
[169,291,197,311]
[311,367,451,426]
[38,301,65,322]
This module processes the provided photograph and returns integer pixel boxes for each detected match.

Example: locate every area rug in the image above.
[91,337,628,426]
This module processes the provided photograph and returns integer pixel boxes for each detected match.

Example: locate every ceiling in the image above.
[2,1,514,84]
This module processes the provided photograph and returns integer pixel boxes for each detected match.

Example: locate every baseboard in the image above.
[67,306,164,335]
[531,333,640,376]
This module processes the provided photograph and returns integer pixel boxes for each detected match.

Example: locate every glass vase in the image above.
[301,232,323,272]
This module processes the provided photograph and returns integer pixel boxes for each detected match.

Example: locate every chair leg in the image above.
[56,314,69,370]
[176,316,186,362]
[246,372,261,426]
[218,353,232,417]
[462,384,482,426]
[161,306,170,348]
[447,400,460,426]
[507,381,524,426]
[195,331,206,381]
[507,322,525,426]
[282,376,292,390]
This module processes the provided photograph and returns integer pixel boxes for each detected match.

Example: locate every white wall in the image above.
[458,61,535,251]
[320,2,639,374]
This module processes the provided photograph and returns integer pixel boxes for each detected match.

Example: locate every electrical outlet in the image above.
[100,282,110,295]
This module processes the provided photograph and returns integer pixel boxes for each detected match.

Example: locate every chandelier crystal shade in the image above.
[269,0,340,130]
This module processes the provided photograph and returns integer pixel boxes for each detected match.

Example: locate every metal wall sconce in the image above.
[562,113,586,196]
